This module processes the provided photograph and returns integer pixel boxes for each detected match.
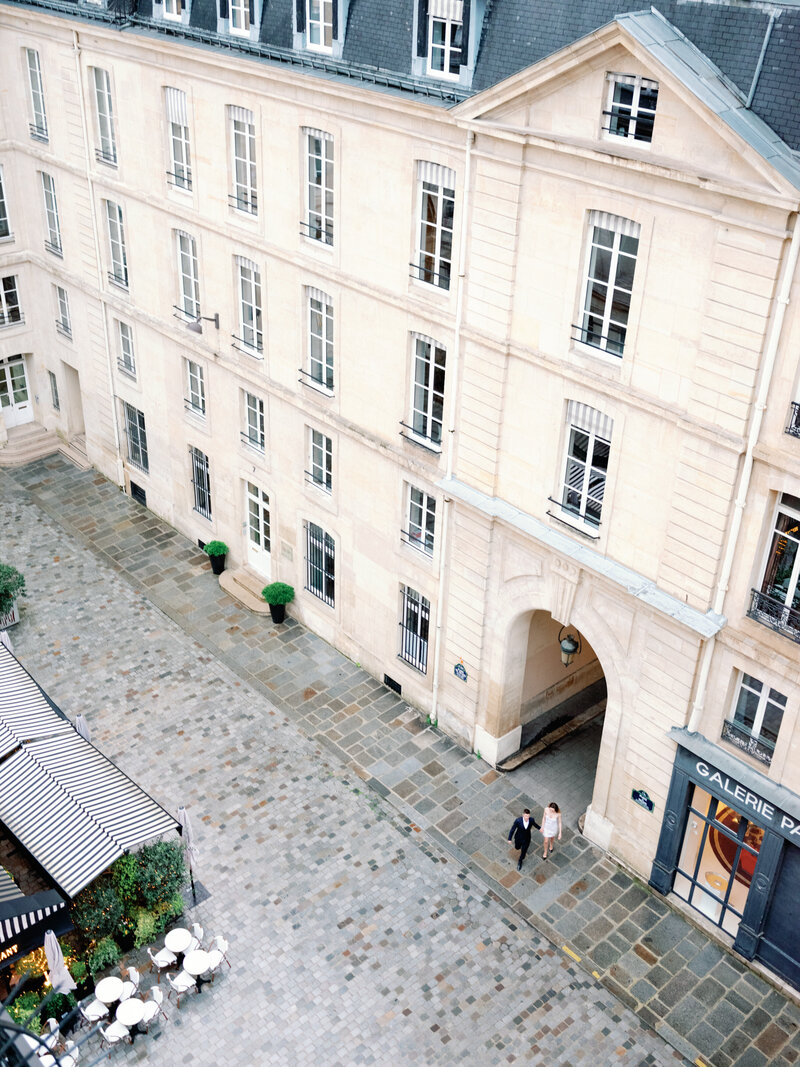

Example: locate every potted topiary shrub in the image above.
[261,582,294,624]
[203,540,229,576]
[0,563,25,629]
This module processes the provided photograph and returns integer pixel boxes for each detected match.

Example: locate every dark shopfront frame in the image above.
[650,730,800,990]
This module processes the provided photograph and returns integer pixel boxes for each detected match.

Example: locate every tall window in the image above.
[105,201,128,289]
[176,231,200,320]
[230,107,257,215]
[117,321,136,377]
[93,68,117,165]
[306,0,333,51]
[48,370,60,411]
[308,429,332,492]
[0,276,22,328]
[243,392,265,451]
[406,486,435,554]
[123,402,149,473]
[185,359,205,415]
[723,673,786,766]
[428,3,463,78]
[55,286,71,338]
[604,74,659,143]
[400,586,430,673]
[304,130,334,245]
[307,288,333,390]
[0,166,11,240]
[560,402,613,530]
[415,162,455,290]
[306,522,335,605]
[230,0,250,34]
[40,173,62,256]
[235,256,262,354]
[190,446,211,518]
[165,88,191,190]
[26,49,47,141]
[749,495,800,643]
[576,212,639,357]
[409,335,446,448]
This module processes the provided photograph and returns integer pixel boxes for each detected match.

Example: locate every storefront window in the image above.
[674,787,762,937]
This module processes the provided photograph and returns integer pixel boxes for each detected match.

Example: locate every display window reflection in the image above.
[674,787,762,937]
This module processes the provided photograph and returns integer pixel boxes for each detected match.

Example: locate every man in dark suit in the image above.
[508,808,540,871]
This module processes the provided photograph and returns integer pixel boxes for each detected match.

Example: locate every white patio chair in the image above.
[209,935,231,967]
[140,1000,160,1032]
[79,999,108,1027]
[184,935,200,954]
[127,965,141,991]
[166,971,196,1008]
[60,1040,80,1067]
[191,922,204,946]
[203,948,224,982]
[43,1018,61,1050]
[149,984,169,1021]
[147,945,176,981]
[118,980,136,1002]
[99,1022,130,1050]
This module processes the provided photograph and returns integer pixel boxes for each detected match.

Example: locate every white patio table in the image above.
[164,927,192,954]
[95,975,124,1004]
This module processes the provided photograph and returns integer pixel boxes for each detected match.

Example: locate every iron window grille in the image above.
[785,402,800,438]
[123,401,149,473]
[399,586,430,673]
[603,74,658,143]
[190,445,212,519]
[305,521,335,606]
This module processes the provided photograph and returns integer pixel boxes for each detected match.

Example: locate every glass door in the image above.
[0,355,33,428]
[245,481,271,579]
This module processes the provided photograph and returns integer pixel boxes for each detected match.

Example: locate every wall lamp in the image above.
[186,313,220,334]
[558,626,582,668]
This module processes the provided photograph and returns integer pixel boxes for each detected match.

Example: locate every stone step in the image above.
[498,700,606,771]
[57,440,92,470]
[0,424,60,467]
[219,567,271,615]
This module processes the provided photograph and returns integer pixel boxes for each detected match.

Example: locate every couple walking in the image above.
[507,803,561,870]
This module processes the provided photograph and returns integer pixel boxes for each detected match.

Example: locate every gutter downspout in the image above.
[687,210,800,732]
[73,29,123,486]
[430,128,474,724]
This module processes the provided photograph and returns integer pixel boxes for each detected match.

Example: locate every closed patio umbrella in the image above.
[74,714,90,741]
[177,805,199,902]
[44,929,76,994]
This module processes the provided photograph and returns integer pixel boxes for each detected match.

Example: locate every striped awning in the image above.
[0,869,70,966]
[0,646,179,898]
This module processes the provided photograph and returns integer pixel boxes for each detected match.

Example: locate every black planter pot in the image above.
[209,554,226,575]
[269,603,286,624]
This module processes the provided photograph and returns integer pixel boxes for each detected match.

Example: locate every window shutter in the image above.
[460,0,470,66]
[296,0,305,32]
[219,0,228,18]
[417,0,429,58]
[331,0,338,39]
[248,0,255,25]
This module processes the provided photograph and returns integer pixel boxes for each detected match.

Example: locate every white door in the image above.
[0,356,33,428]
[245,481,271,579]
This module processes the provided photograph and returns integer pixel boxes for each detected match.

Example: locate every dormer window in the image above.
[603,73,658,144]
[230,0,252,35]
[164,0,183,18]
[307,0,333,52]
[429,4,462,77]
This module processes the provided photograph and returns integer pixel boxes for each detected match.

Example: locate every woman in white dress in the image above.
[540,801,562,859]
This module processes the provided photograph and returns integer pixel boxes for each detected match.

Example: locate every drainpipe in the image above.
[73,29,123,486]
[430,128,474,724]
[687,210,800,732]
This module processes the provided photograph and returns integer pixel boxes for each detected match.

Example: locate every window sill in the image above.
[720,721,773,767]
[399,426,443,455]
[0,234,15,245]
[397,653,429,677]
[570,339,625,366]
[545,506,601,541]
[298,372,334,398]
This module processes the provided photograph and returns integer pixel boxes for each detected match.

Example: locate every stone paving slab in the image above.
[2,456,799,1066]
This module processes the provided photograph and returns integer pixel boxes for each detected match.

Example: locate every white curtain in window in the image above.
[588,210,640,239]
[229,105,254,125]
[165,87,188,125]
[567,400,613,442]
[417,161,456,188]
[430,0,463,18]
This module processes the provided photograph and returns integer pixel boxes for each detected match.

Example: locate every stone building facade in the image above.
[1,0,799,990]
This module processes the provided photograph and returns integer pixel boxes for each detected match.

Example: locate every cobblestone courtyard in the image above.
[2,457,799,1066]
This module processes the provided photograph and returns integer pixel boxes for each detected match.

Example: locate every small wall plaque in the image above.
[454,661,467,682]
[632,788,654,813]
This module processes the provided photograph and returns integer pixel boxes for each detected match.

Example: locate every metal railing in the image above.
[44,239,63,258]
[398,420,442,452]
[95,146,118,167]
[408,260,451,291]
[299,219,333,245]
[786,402,800,438]
[721,719,773,766]
[0,311,25,329]
[571,322,625,356]
[166,169,192,191]
[28,122,48,143]
[228,192,257,215]
[107,270,128,290]
[747,588,800,645]
[55,319,72,339]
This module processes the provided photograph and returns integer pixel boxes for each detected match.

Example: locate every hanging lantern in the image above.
[558,627,581,668]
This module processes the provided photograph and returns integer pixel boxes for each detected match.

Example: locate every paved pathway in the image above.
[1,456,799,1067]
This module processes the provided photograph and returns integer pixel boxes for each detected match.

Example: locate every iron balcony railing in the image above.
[408,260,451,291]
[747,588,800,645]
[0,311,24,329]
[299,219,334,245]
[786,401,800,438]
[95,146,118,167]
[107,270,128,290]
[721,720,773,766]
[55,319,72,339]
[44,239,63,257]
[166,169,192,191]
[571,322,625,356]
[29,122,48,142]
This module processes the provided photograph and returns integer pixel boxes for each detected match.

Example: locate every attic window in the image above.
[307,0,333,52]
[603,74,659,144]
[428,0,463,78]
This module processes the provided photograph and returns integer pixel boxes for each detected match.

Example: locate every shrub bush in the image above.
[152,891,185,936]
[88,937,121,976]
[71,878,123,942]
[8,990,44,1034]
[261,581,295,606]
[136,841,186,909]
[203,540,229,557]
[112,853,138,906]
[0,563,25,615]
[69,959,87,984]
[133,908,158,949]
[39,992,76,1024]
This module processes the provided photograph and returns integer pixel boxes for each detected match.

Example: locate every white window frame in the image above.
[305,521,335,605]
[603,73,659,144]
[725,672,787,763]
[406,485,436,555]
[185,359,205,415]
[0,276,22,328]
[307,288,334,391]
[26,49,48,141]
[235,256,263,354]
[308,428,332,492]
[190,445,212,519]
[304,130,334,245]
[0,166,12,241]
[176,231,200,320]
[165,88,191,190]
[48,370,60,411]
[123,401,149,473]
[576,212,639,358]
[559,402,613,531]
[755,498,800,621]
[230,0,250,35]
[243,391,265,452]
[428,4,463,79]
[40,173,62,256]
[399,585,430,674]
[93,68,117,165]
[163,0,184,19]
[409,334,446,449]
[230,108,257,215]
[105,201,128,289]
[306,0,333,52]
[117,320,136,377]
[415,163,455,291]
[55,286,71,338]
